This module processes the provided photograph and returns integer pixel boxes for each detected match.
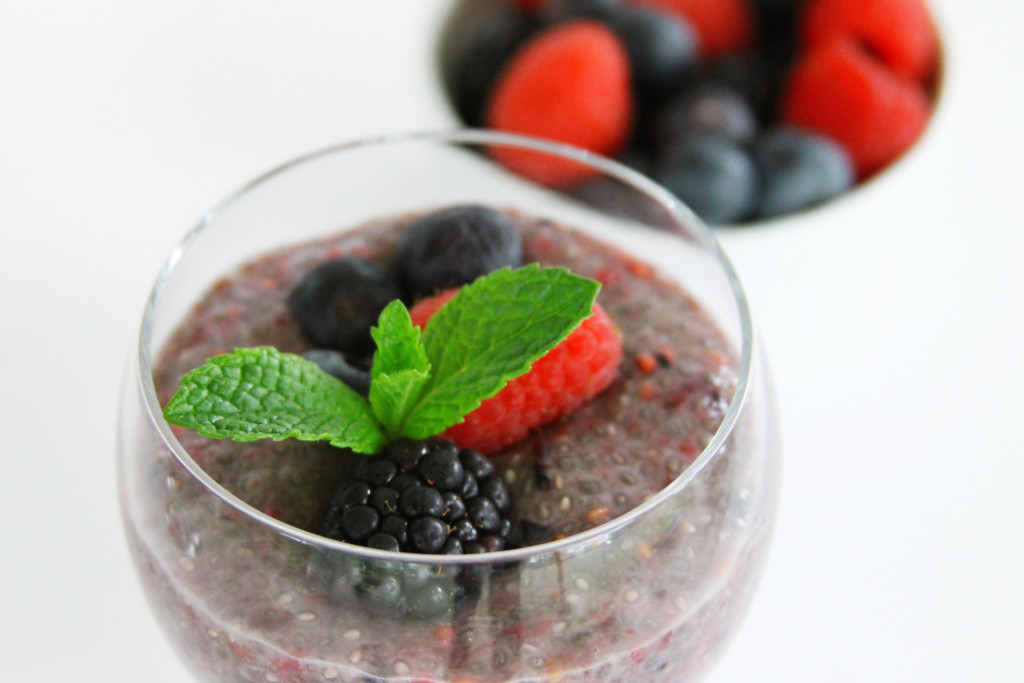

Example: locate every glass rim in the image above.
[135,128,757,566]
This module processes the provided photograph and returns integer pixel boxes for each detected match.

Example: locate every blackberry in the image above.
[392,205,523,299]
[321,438,519,555]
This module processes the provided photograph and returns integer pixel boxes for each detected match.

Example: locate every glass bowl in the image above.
[117,129,780,682]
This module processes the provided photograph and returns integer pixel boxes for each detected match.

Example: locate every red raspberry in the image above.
[780,40,930,179]
[410,289,623,454]
[629,0,755,58]
[800,0,939,82]
[485,20,633,188]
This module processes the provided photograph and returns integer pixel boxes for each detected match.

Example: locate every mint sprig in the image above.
[163,265,600,454]
[368,299,431,439]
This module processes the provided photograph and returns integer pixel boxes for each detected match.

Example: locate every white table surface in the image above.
[2,1,1022,681]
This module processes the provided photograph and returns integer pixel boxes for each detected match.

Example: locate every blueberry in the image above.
[656,135,759,225]
[394,205,522,298]
[752,127,854,219]
[437,0,537,127]
[654,84,759,147]
[287,256,402,357]
[603,4,699,104]
[301,349,371,395]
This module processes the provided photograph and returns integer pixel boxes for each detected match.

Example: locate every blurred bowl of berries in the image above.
[437,0,944,226]
[117,130,780,681]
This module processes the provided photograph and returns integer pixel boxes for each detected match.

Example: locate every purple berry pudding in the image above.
[118,131,779,682]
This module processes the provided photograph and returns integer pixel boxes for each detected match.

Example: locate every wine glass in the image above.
[117,129,780,682]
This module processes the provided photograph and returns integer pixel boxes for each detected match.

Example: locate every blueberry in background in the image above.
[393,204,523,299]
[539,0,623,23]
[603,3,700,105]
[437,0,537,127]
[753,126,854,218]
[653,83,759,148]
[655,134,759,225]
[287,256,403,358]
[697,50,792,125]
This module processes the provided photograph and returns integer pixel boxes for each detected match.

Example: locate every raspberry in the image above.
[629,0,756,58]
[410,289,623,454]
[780,40,930,179]
[800,0,939,82]
[485,20,633,187]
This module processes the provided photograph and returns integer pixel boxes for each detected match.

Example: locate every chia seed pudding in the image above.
[121,208,775,682]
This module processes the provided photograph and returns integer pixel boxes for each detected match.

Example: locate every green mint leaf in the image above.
[400,264,600,439]
[369,300,430,437]
[163,346,386,454]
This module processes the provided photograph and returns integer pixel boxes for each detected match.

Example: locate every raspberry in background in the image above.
[410,290,623,454]
[485,20,633,187]
[800,0,939,82]
[629,0,756,58]
[781,40,930,179]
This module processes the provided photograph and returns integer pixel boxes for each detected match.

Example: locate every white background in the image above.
[2,0,1022,681]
